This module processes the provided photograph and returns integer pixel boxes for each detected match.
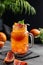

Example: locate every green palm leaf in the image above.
[20,0,24,14]
[0,0,36,17]
[0,3,5,17]
[30,6,36,15]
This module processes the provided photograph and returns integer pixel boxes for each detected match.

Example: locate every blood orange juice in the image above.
[11,23,29,54]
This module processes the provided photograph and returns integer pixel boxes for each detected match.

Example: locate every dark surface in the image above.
[0,41,43,65]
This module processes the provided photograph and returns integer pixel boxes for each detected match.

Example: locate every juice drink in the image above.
[11,23,29,54]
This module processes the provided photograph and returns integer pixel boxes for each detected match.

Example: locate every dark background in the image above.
[28,0,43,29]
[2,0,43,31]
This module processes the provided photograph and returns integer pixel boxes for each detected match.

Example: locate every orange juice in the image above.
[11,23,29,54]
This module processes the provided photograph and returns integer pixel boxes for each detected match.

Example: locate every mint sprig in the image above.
[18,20,24,24]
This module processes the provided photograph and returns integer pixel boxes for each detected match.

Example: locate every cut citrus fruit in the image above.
[4,51,15,63]
[14,59,27,65]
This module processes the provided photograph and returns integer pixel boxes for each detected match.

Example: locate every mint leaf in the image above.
[18,20,24,24]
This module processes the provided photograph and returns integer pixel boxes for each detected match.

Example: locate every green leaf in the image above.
[12,0,20,13]
[4,0,11,9]
[38,28,43,43]
[26,1,31,15]
[30,6,36,15]
[18,20,24,24]
[23,1,27,14]
[0,3,5,17]
[15,0,20,13]
[20,0,23,14]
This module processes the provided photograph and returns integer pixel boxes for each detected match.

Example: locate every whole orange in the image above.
[0,32,7,42]
[30,29,40,36]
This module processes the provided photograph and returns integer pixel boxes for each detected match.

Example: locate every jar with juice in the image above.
[11,21,34,54]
